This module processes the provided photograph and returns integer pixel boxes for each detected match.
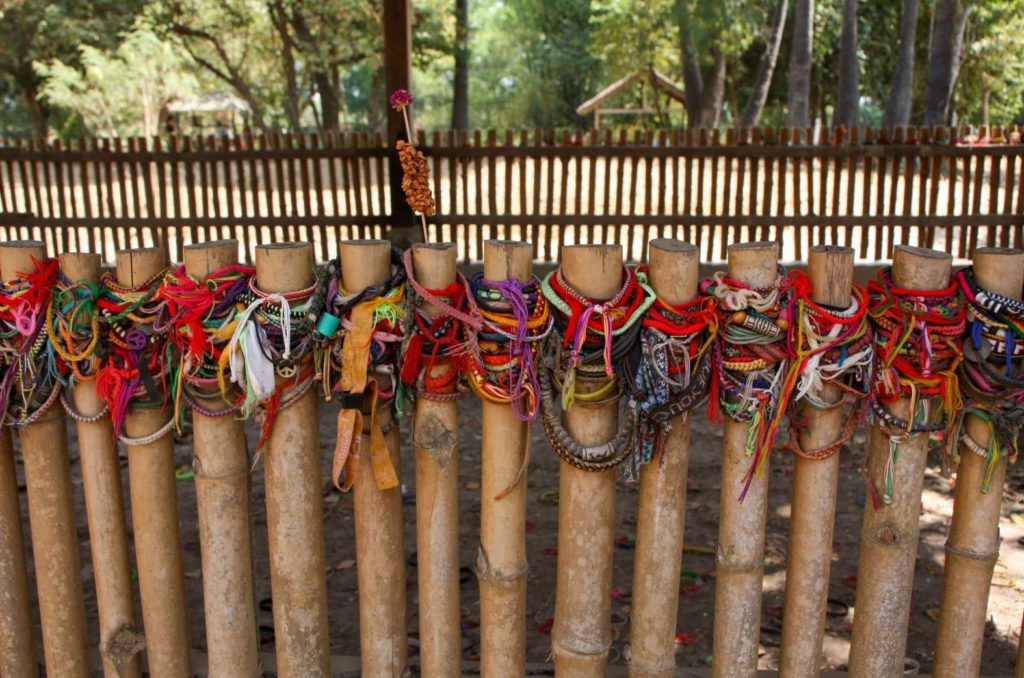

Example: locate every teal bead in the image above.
[316,313,341,338]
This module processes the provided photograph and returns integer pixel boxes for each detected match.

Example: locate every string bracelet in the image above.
[867,267,965,504]
[94,267,172,435]
[950,267,1024,491]
[628,287,718,478]
[539,264,653,471]
[400,248,482,402]
[782,272,873,461]
[700,268,792,501]
[0,257,63,427]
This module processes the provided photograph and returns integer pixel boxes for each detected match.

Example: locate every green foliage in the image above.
[35,24,197,137]
[2,0,1023,138]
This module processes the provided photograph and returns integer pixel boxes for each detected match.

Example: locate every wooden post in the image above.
[256,242,331,677]
[778,245,854,676]
[411,242,462,677]
[933,247,1024,676]
[184,240,260,678]
[711,241,779,678]
[478,240,532,676]
[61,252,141,678]
[0,242,89,677]
[628,239,698,678]
[383,0,417,245]
[848,245,953,677]
[116,247,192,677]
[0,425,37,677]
[551,243,622,676]
[1017,609,1024,678]
[339,240,408,678]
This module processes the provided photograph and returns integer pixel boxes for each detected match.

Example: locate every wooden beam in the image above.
[383,0,417,244]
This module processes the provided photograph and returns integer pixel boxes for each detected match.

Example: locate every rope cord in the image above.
[0,257,62,427]
[783,272,873,461]
[867,267,965,504]
[951,267,1024,491]
[700,269,792,501]
[539,265,653,471]
[628,285,718,478]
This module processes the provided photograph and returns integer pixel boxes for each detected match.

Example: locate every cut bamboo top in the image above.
[255,243,314,292]
[184,240,239,278]
[891,245,951,290]
[58,253,101,284]
[648,239,698,304]
[808,246,854,307]
[340,240,391,290]
[483,240,532,282]
[0,241,45,280]
[562,244,623,299]
[727,241,779,289]
[115,247,166,287]
[411,242,457,290]
[971,247,1024,300]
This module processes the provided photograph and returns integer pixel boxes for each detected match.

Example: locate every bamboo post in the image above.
[0,425,36,677]
[256,242,331,677]
[1017,609,1024,678]
[184,240,260,678]
[712,240,779,678]
[933,247,1024,677]
[778,245,854,676]
[61,252,141,677]
[117,247,192,677]
[848,245,953,677]
[478,240,532,677]
[339,240,408,677]
[0,242,89,677]
[628,239,698,678]
[551,243,622,676]
[411,242,462,677]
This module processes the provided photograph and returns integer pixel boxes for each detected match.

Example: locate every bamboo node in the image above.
[473,544,529,583]
[944,541,999,562]
[103,624,146,671]
[715,544,765,573]
[413,413,457,469]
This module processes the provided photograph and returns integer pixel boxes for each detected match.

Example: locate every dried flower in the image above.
[390,89,414,110]
[396,140,435,216]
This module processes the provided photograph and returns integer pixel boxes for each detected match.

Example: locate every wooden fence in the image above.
[0,125,1022,264]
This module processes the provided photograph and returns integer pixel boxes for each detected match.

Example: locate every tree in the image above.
[833,0,859,127]
[739,0,788,127]
[881,0,918,127]
[924,0,962,126]
[451,0,470,129]
[0,0,144,137]
[786,0,814,127]
[35,25,197,137]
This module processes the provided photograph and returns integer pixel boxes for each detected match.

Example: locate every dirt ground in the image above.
[8,395,1024,676]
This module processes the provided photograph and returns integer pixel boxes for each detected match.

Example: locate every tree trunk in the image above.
[882,0,918,128]
[451,0,470,130]
[698,47,726,129]
[269,0,302,131]
[945,5,971,120]
[787,0,814,127]
[833,0,860,128]
[677,0,703,127]
[315,70,341,134]
[739,0,789,127]
[924,0,959,126]
[15,67,47,139]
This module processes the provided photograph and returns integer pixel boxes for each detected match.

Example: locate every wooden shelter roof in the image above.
[575,66,687,116]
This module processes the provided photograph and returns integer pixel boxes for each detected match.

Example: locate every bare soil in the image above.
[8,396,1024,675]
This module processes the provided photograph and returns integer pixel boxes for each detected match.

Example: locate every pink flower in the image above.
[390,89,414,109]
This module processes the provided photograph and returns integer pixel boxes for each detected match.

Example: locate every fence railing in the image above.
[0,125,1022,264]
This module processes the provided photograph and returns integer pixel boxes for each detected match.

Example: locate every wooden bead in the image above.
[731,310,747,325]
